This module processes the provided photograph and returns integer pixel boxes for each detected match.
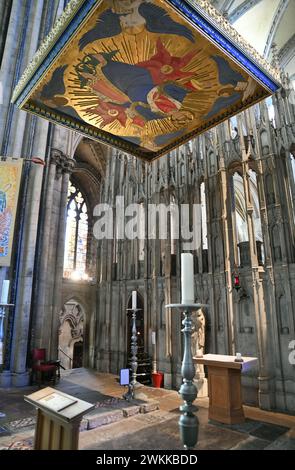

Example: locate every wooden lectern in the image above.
[24,387,94,450]
[194,354,257,425]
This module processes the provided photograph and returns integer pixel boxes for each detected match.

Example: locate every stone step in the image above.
[81,400,159,431]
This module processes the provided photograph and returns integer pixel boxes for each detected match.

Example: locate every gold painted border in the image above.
[12,0,97,103]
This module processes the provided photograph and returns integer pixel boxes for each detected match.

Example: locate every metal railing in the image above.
[58,346,73,369]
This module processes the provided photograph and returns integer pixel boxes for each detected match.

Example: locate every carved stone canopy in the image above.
[60,302,84,335]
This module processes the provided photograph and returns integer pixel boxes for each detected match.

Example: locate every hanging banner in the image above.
[0,158,23,266]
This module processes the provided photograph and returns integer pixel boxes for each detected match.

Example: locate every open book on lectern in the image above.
[37,391,78,412]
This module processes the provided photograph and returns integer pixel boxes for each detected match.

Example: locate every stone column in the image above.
[10,160,45,386]
[217,124,236,355]
[237,113,274,409]
[163,189,173,386]
[0,0,27,149]
[50,156,74,359]
[33,150,58,348]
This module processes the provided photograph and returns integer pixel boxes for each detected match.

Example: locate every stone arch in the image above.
[180,162,185,184]
[278,293,289,335]
[216,296,226,354]
[238,291,254,334]
[212,236,220,270]
[265,173,276,205]
[260,129,270,155]
[272,224,282,262]
[70,133,83,159]
[211,188,217,218]
[209,150,215,174]
[216,296,224,333]
[72,138,106,212]
[58,300,85,369]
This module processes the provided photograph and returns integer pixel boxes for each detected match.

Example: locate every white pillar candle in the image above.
[181,253,194,304]
[0,280,10,304]
[151,331,156,345]
[132,290,137,310]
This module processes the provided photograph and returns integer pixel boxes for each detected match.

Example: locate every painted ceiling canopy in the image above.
[12,0,281,161]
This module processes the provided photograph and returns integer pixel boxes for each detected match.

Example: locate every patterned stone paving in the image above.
[0,369,295,450]
[6,417,36,431]
[134,411,171,425]
[2,438,33,450]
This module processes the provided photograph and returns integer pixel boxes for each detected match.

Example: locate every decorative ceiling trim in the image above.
[215,0,236,15]
[182,0,280,83]
[12,0,91,102]
[228,0,262,23]
[264,0,290,58]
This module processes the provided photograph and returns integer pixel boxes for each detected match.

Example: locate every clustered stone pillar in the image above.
[0,158,46,387]
[33,151,74,360]
[50,156,74,359]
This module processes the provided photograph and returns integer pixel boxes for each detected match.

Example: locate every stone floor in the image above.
[0,368,295,450]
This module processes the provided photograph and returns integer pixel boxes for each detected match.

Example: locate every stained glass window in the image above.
[63,182,88,280]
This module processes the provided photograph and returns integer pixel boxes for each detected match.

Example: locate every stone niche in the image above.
[58,301,84,369]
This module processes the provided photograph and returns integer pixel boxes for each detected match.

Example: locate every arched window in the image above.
[170,194,178,255]
[138,202,145,261]
[288,153,295,223]
[265,96,276,127]
[232,172,248,244]
[249,169,265,264]
[180,162,186,184]
[63,182,88,280]
[290,153,295,185]
[200,182,208,250]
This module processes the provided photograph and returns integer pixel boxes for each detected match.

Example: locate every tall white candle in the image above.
[0,280,10,304]
[181,253,194,304]
[151,331,156,345]
[132,290,137,310]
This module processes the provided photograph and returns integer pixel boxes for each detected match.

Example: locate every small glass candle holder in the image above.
[235,352,244,362]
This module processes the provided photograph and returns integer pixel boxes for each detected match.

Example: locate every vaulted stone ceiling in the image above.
[211,0,295,77]
[71,138,107,208]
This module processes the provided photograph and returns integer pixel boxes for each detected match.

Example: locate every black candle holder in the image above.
[123,307,141,401]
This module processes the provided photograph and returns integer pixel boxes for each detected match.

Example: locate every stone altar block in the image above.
[194,354,257,424]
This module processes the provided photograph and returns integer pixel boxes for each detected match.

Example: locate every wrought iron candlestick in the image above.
[166,302,205,449]
[123,307,141,401]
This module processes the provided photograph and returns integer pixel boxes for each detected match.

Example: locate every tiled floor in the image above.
[0,368,295,450]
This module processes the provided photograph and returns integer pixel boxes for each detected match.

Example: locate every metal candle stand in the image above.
[166,303,206,450]
[123,307,141,401]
